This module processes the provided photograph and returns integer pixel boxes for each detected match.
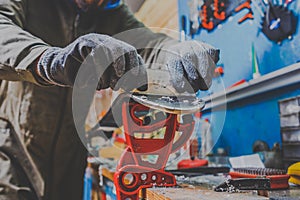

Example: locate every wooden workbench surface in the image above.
[147,187,268,200]
[147,185,300,200]
[100,167,300,199]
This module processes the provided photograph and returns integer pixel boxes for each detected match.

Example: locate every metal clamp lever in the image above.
[214,178,271,192]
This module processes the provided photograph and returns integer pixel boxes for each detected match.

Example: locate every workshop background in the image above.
[92,0,300,199]
[178,0,300,165]
[131,0,300,165]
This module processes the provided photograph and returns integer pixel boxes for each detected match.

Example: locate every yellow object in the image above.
[289,176,300,185]
[287,162,300,185]
[101,167,115,181]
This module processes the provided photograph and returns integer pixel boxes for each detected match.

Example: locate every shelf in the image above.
[281,126,300,131]
[202,63,300,112]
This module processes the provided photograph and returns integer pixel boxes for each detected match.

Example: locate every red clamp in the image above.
[114,101,195,200]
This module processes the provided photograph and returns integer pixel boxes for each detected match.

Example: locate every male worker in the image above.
[0,0,219,199]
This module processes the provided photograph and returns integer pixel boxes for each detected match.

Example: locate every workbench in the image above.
[147,186,300,200]
[99,166,300,200]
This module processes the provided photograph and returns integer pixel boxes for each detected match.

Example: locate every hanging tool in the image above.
[201,4,214,30]
[200,0,258,31]
[261,0,297,43]
[235,0,254,24]
[200,0,229,31]
[214,0,226,20]
[235,0,252,13]
[238,11,254,23]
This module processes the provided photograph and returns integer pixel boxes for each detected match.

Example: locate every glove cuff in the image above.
[36,47,69,87]
[30,50,53,86]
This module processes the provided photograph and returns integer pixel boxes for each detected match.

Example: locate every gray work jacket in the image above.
[0,0,170,199]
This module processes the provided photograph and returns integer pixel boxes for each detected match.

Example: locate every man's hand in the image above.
[164,40,219,93]
[35,33,147,91]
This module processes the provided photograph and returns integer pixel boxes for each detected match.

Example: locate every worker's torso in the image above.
[0,0,123,174]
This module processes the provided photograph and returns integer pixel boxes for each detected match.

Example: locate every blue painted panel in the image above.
[178,0,300,156]
[203,90,300,156]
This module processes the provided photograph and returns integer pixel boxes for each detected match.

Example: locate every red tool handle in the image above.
[114,101,195,200]
[229,171,290,189]
[171,116,195,153]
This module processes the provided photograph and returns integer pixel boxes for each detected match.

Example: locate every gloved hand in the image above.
[162,40,219,93]
[35,33,147,91]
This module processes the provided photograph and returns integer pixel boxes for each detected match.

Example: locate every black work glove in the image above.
[161,40,220,93]
[36,33,147,91]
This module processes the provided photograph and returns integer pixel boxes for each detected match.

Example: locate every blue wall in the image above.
[178,0,300,156]
[210,90,300,156]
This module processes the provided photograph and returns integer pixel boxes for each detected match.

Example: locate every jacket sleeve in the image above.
[0,0,49,83]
